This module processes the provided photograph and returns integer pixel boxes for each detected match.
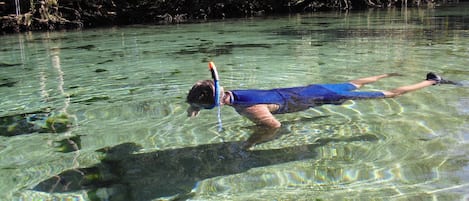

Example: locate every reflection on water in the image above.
[1,3,469,201]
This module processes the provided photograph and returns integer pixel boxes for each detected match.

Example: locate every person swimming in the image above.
[186,66,455,148]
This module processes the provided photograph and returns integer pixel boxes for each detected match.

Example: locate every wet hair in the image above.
[186,80,215,106]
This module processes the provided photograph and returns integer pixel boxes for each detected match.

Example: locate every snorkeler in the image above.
[186,63,456,148]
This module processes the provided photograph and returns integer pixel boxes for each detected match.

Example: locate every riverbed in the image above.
[0,4,468,201]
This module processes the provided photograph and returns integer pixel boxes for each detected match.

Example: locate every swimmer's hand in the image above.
[187,107,200,117]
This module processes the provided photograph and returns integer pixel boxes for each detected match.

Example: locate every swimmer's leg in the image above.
[350,73,402,88]
[381,72,456,98]
[349,72,453,98]
[382,80,436,98]
[339,79,435,100]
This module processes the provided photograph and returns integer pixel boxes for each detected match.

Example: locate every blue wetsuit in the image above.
[230,83,384,114]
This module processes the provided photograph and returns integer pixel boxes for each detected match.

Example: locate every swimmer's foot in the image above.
[426,72,459,85]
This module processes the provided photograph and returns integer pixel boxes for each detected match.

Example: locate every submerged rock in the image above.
[73,95,111,104]
[0,62,22,67]
[174,42,272,57]
[94,68,108,73]
[0,112,72,136]
[54,136,82,153]
[0,78,17,87]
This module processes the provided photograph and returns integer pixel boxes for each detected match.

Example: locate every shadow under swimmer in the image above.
[33,134,379,201]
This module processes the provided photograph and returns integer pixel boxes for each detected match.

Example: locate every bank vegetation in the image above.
[0,0,461,34]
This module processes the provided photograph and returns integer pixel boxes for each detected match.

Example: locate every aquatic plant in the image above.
[44,113,72,133]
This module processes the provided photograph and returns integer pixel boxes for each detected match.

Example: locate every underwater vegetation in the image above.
[0,112,72,136]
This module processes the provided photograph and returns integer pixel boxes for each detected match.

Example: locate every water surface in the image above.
[0,4,468,201]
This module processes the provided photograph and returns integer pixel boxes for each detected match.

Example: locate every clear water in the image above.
[1,4,468,201]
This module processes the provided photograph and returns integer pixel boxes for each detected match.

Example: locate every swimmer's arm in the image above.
[237,104,281,149]
[243,125,280,150]
[238,104,281,128]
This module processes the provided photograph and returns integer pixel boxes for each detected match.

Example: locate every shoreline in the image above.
[0,0,456,35]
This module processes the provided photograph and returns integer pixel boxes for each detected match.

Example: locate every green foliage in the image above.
[0,0,461,33]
